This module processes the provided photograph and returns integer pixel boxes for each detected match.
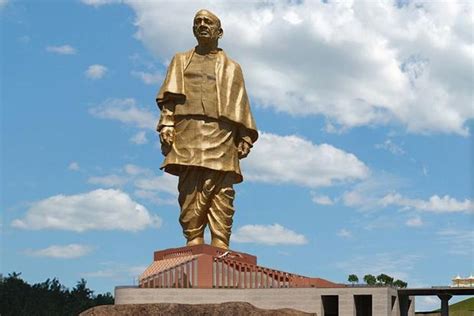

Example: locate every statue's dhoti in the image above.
[178,166,235,248]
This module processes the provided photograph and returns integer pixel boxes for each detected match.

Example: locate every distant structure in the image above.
[452,274,474,287]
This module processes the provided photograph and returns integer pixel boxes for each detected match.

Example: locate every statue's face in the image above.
[193,11,222,43]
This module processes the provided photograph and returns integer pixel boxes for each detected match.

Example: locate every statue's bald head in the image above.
[193,9,223,44]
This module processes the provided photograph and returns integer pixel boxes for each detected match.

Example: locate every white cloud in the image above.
[68,161,80,171]
[134,173,178,196]
[134,190,176,206]
[405,216,424,227]
[337,228,352,238]
[11,189,161,232]
[242,132,369,187]
[342,175,473,214]
[89,98,156,130]
[25,244,93,259]
[0,0,8,9]
[337,252,422,283]
[85,64,108,79]
[81,0,121,7]
[130,130,148,145]
[84,163,177,205]
[311,194,334,205]
[437,228,473,255]
[84,262,146,280]
[131,70,163,85]
[88,174,127,187]
[46,45,76,55]
[232,223,308,245]
[375,139,405,155]
[380,193,473,214]
[126,1,474,136]
[124,164,150,176]
[416,296,441,313]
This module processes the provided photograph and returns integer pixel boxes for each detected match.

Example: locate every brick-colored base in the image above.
[139,244,340,289]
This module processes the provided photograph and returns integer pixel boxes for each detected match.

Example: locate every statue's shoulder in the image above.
[219,50,242,71]
[170,49,194,64]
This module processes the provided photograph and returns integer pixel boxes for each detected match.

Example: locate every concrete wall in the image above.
[115,286,415,316]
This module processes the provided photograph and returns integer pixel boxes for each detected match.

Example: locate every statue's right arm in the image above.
[157,100,176,148]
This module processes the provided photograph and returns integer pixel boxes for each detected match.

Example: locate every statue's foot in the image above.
[186,237,204,246]
[211,238,229,249]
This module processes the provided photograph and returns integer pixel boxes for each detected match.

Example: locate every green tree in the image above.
[348,274,359,285]
[0,272,113,316]
[393,279,408,288]
[376,273,394,286]
[363,274,377,285]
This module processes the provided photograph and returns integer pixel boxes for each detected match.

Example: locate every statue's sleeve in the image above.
[157,102,175,132]
[156,55,185,110]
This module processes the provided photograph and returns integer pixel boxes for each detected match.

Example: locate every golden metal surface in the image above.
[156,9,258,249]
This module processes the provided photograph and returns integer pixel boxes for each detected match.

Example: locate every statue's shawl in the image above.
[156,48,258,143]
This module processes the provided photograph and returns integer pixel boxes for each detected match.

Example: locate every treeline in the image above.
[347,273,408,288]
[0,272,113,316]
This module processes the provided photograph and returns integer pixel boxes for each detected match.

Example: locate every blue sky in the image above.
[1,0,473,311]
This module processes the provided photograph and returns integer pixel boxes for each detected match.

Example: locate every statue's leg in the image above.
[207,171,235,249]
[178,167,213,246]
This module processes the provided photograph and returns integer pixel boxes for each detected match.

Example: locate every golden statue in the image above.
[156,9,258,249]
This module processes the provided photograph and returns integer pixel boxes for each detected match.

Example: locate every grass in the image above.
[449,297,474,316]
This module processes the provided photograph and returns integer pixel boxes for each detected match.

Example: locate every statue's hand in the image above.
[238,140,251,159]
[159,126,175,155]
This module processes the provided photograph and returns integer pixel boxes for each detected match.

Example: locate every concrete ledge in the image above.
[116,287,318,313]
[115,286,415,315]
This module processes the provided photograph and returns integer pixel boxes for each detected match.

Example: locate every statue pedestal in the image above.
[112,245,415,315]
[138,244,338,289]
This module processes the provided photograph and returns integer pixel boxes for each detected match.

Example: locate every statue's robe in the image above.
[156,48,258,184]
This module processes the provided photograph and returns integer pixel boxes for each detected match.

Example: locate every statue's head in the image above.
[193,9,223,44]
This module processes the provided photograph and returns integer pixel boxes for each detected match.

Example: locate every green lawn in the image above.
[449,297,474,316]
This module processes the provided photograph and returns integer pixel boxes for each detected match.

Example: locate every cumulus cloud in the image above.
[46,45,76,55]
[337,228,352,238]
[68,161,80,171]
[437,228,473,255]
[0,0,8,9]
[88,174,127,187]
[131,70,163,85]
[84,262,146,280]
[130,130,148,144]
[125,1,474,136]
[11,189,161,232]
[375,139,405,155]
[134,173,178,196]
[337,252,422,282]
[242,132,369,187]
[342,175,473,214]
[85,64,108,79]
[124,163,150,176]
[311,194,334,205]
[232,223,308,245]
[25,244,93,259]
[85,164,177,205]
[81,0,121,7]
[379,193,473,213]
[89,98,155,130]
[405,216,424,227]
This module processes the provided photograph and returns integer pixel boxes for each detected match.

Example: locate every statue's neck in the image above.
[195,41,219,55]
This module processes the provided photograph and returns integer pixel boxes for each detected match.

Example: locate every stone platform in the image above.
[138,244,339,289]
[115,245,415,315]
[115,286,415,315]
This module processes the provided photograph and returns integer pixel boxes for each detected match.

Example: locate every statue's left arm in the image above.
[237,128,253,159]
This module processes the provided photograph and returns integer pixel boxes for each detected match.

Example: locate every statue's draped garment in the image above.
[156,48,258,245]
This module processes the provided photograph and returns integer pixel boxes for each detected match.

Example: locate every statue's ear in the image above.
[218,28,224,39]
